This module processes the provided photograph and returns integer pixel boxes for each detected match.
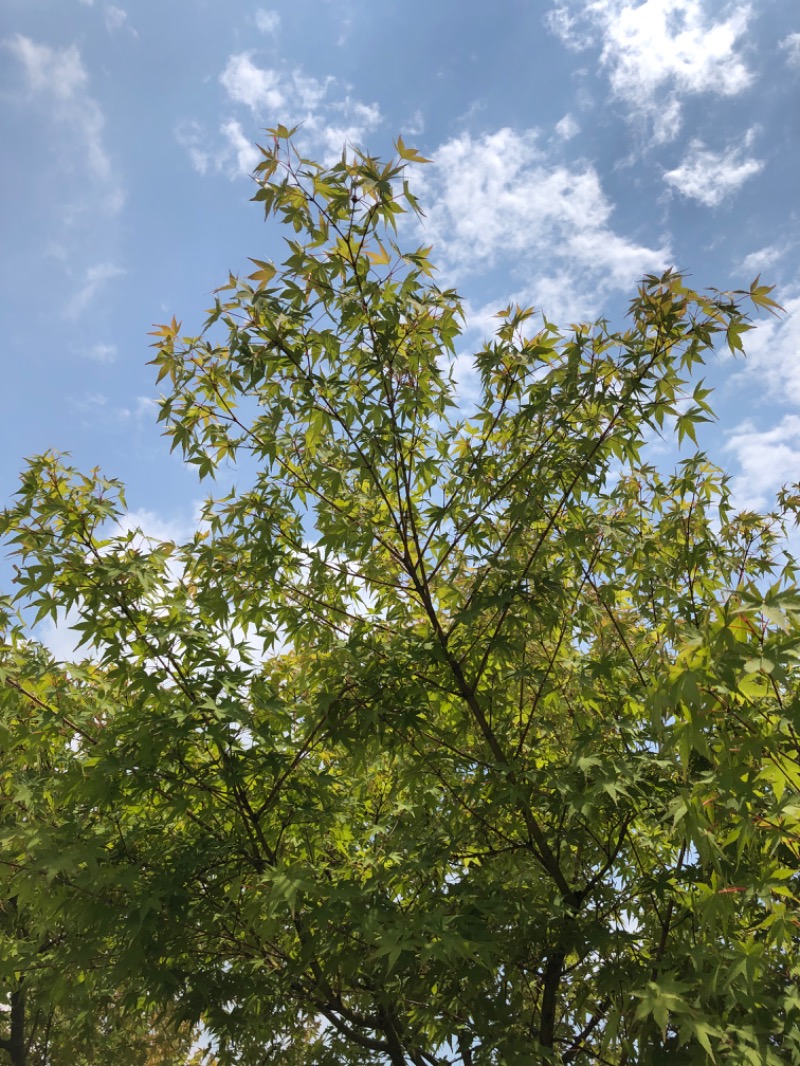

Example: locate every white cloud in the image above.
[38,608,85,663]
[105,5,137,35]
[5,35,123,211]
[740,244,785,274]
[180,56,381,175]
[219,55,331,116]
[115,507,196,544]
[781,32,800,68]
[316,99,382,162]
[220,53,288,112]
[85,342,118,362]
[68,390,161,430]
[417,127,669,320]
[175,119,211,175]
[116,396,160,421]
[403,109,425,136]
[177,117,258,178]
[106,6,126,30]
[73,391,108,410]
[134,396,159,419]
[336,19,353,47]
[221,119,262,177]
[255,9,281,36]
[734,292,800,406]
[726,414,800,510]
[218,54,342,128]
[555,113,580,140]
[547,3,594,48]
[663,131,763,206]
[7,34,88,98]
[66,262,125,318]
[547,0,753,141]
[291,71,331,113]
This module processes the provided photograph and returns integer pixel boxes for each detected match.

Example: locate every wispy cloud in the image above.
[220,119,261,177]
[179,56,382,176]
[84,342,118,363]
[547,0,753,142]
[37,608,85,663]
[254,9,281,36]
[115,506,199,543]
[555,113,580,140]
[781,32,800,69]
[219,54,379,149]
[403,109,425,136]
[6,35,88,98]
[416,127,669,320]
[4,34,124,213]
[726,414,800,510]
[175,119,211,175]
[220,54,331,115]
[663,130,763,206]
[740,244,786,274]
[176,117,264,180]
[68,391,161,432]
[733,291,800,406]
[66,262,125,319]
[316,99,382,162]
[105,5,137,36]
[220,53,294,112]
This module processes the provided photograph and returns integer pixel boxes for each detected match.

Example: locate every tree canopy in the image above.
[1,131,799,1064]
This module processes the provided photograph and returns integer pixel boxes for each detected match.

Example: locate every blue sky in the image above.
[1,0,799,557]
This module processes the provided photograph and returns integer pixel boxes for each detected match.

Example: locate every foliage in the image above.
[1,130,799,1064]
[0,644,212,1066]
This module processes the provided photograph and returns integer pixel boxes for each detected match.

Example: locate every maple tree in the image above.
[1,132,799,1064]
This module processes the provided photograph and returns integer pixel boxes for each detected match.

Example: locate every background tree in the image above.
[1,131,799,1064]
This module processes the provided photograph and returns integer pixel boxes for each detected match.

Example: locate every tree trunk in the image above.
[539,949,565,1052]
[0,987,27,1066]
